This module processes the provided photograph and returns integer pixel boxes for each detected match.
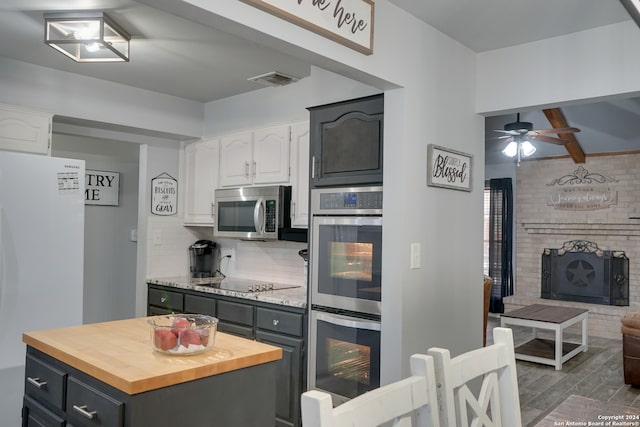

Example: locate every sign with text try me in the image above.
[85,170,119,206]
[241,0,374,55]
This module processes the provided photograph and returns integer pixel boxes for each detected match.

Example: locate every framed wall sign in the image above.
[240,0,374,55]
[151,172,178,216]
[427,144,473,192]
[85,169,120,206]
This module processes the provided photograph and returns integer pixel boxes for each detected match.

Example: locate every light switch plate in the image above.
[410,243,421,269]
[153,229,162,245]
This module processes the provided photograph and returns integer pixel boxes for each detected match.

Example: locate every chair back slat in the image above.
[301,354,440,427]
[428,327,522,427]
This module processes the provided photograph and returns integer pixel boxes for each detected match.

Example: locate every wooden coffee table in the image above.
[500,304,588,370]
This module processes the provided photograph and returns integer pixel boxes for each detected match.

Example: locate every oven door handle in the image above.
[315,311,381,331]
[253,198,265,233]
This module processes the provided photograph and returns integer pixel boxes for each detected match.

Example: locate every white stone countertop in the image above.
[147,276,308,309]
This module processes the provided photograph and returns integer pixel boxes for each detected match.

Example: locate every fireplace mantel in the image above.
[522,222,640,236]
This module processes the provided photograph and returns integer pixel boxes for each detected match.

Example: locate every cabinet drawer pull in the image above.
[160,297,167,303]
[27,377,48,389]
[272,319,280,326]
[73,404,97,419]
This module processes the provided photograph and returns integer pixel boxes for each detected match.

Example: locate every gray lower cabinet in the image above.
[147,284,306,427]
[23,347,125,427]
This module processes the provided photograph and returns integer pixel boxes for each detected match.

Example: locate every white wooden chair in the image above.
[301,354,440,427]
[427,327,522,427]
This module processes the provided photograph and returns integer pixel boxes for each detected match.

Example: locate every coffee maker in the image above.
[189,240,218,278]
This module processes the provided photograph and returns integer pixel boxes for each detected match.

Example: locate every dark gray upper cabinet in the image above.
[308,94,384,188]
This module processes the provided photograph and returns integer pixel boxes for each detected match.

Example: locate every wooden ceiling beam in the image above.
[542,108,585,163]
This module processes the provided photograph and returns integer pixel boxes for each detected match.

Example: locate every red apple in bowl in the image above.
[179,328,201,348]
[171,317,190,334]
[154,328,177,351]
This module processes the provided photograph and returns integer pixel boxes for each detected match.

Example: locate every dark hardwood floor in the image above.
[487,316,640,426]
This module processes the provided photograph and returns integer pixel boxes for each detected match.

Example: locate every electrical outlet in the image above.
[220,248,235,260]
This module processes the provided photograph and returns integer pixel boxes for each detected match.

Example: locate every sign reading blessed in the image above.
[151,173,178,216]
[426,144,473,192]
[85,170,119,206]
[241,0,374,55]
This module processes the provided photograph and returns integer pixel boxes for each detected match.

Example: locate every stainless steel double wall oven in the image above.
[307,186,383,405]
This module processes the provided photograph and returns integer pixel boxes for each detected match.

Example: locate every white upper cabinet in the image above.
[219,131,253,187]
[0,104,52,155]
[219,124,290,187]
[183,137,219,226]
[290,121,309,228]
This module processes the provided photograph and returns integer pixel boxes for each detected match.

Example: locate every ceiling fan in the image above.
[493,113,581,165]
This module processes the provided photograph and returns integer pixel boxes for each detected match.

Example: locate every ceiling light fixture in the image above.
[44,12,130,63]
[502,135,536,166]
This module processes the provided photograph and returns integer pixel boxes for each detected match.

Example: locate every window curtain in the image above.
[488,178,514,313]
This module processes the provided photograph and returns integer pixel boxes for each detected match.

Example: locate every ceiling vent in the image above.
[247,71,299,87]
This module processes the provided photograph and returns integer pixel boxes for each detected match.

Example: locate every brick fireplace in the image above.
[503,155,640,340]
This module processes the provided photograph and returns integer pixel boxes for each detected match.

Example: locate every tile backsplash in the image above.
[217,238,307,286]
[146,216,307,287]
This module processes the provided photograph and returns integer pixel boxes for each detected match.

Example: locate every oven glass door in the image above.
[311,216,382,314]
[309,310,381,404]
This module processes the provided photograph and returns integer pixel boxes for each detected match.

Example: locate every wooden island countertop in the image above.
[22,316,282,395]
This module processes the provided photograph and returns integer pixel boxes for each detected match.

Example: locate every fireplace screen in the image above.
[541,240,629,306]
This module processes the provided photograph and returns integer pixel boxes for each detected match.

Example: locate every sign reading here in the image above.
[240,0,375,55]
[85,170,119,206]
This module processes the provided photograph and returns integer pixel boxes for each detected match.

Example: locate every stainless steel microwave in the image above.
[214,185,307,242]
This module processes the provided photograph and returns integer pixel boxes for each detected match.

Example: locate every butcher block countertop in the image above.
[22,316,282,395]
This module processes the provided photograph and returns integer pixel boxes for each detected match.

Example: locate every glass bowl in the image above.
[148,314,218,356]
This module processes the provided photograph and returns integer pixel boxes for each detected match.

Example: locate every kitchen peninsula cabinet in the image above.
[219,124,290,187]
[182,137,219,226]
[22,317,281,427]
[0,103,52,155]
[147,282,306,427]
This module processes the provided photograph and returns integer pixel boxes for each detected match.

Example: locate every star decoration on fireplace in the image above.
[565,260,595,287]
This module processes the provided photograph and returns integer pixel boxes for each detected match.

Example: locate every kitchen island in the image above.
[22,317,282,426]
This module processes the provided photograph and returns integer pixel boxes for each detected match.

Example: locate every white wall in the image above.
[0,57,204,138]
[477,21,640,115]
[203,66,380,135]
[52,134,139,323]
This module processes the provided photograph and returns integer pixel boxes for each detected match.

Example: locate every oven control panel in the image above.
[312,186,383,214]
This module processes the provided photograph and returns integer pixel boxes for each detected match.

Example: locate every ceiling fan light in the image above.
[521,140,537,156]
[502,141,518,157]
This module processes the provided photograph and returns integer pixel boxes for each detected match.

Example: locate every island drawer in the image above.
[257,308,304,337]
[23,394,65,427]
[25,353,66,411]
[148,288,184,312]
[66,376,124,427]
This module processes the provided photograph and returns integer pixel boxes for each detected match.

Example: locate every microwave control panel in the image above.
[265,199,277,232]
[312,186,383,215]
